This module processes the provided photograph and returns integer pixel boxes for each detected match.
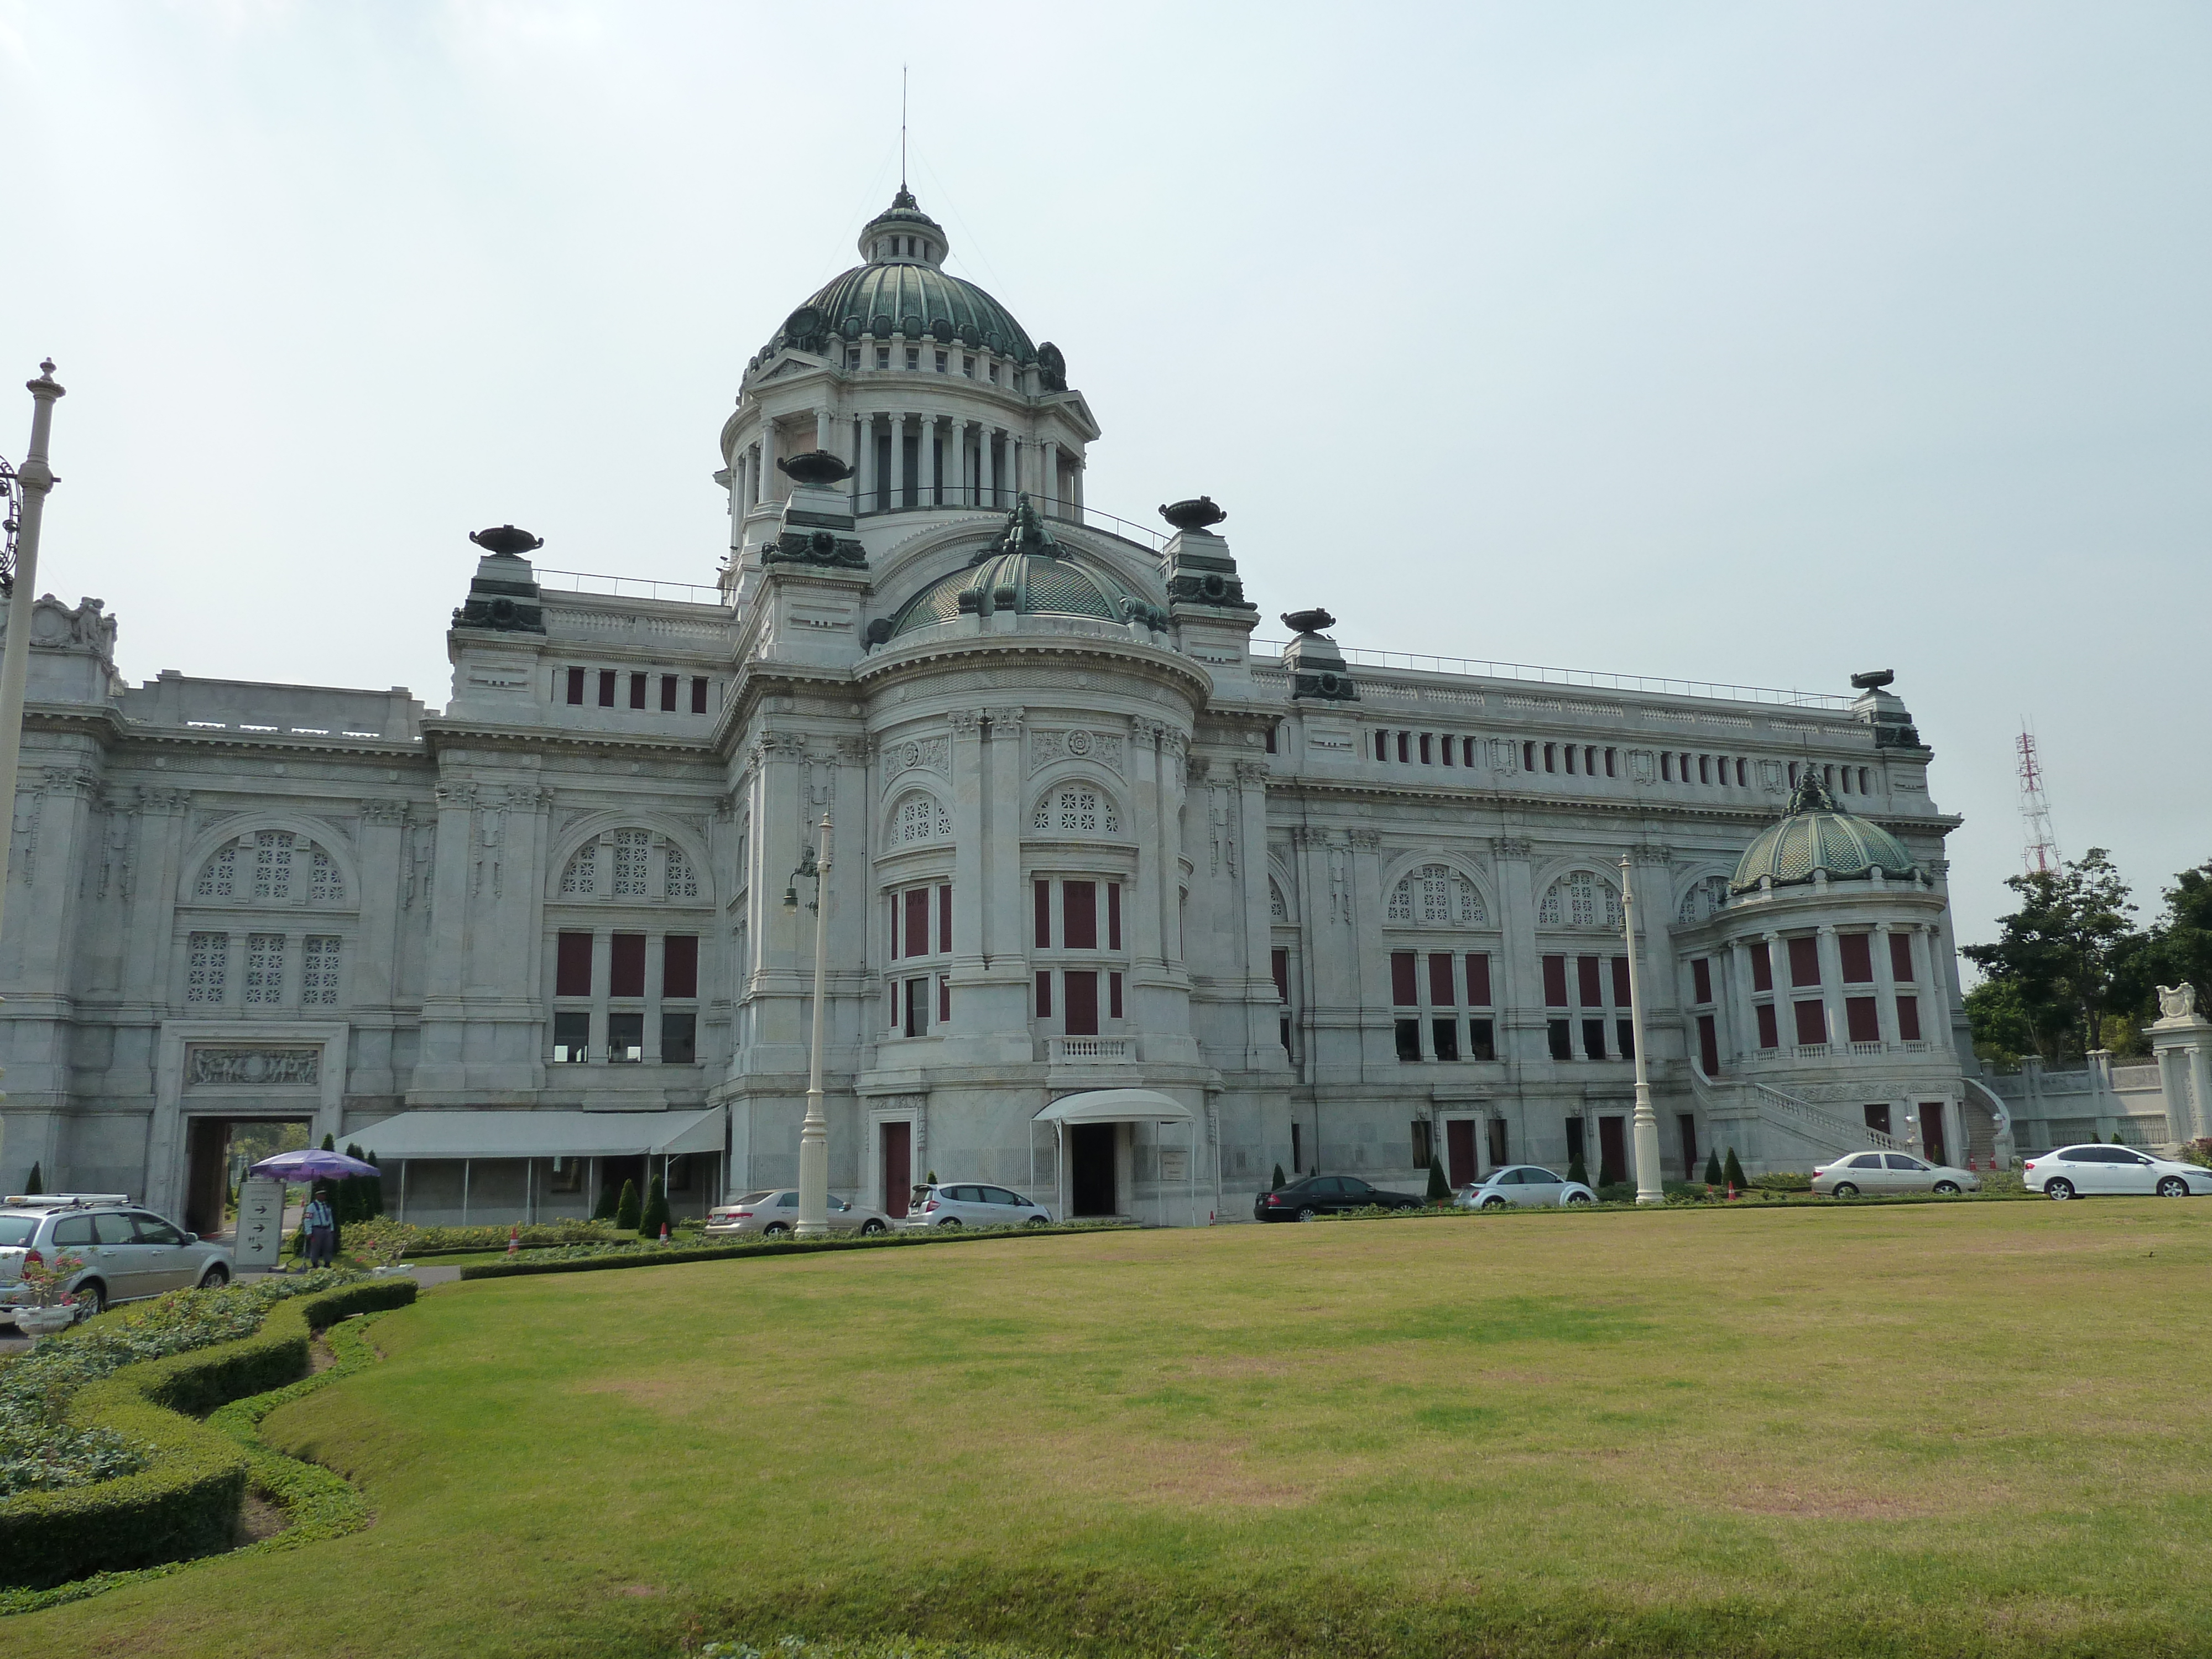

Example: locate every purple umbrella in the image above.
[247,1149,380,1181]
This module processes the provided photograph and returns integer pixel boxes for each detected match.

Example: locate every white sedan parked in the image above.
[2023,1145,2212,1199]
[902,1183,1052,1229]
[1811,1151,1980,1198]
[1454,1166,1597,1209]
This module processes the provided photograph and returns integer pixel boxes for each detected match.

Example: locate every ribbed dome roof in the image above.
[1731,771,1920,894]
[757,188,1036,364]
[886,498,1166,639]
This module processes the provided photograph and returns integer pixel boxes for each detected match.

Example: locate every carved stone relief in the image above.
[187,1046,321,1087]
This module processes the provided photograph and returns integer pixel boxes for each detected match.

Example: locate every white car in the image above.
[1453,1166,1597,1209]
[704,1190,894,1238]
[902,1182,1052,1229]
[2022,1145,2212,1200]
[1812,1151,1980,1198]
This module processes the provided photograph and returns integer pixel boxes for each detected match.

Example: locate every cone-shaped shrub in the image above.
[22,1161,41,1196]
[1724,1147,1747,1190]
[591,1184,618,1222]
[639,1177,671,1239]
[1271,1164,1286,1191]
[321,1133,336,1151]
[1567,1153,1589,1187]
[363,1150,384,1219]
[1426,1156,1451,1201]
[1704,1149,1723,1186]
[614,1178,642,1231]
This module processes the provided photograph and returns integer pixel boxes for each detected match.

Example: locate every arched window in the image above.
[1032,785,1119,834]
[665,845,699,900]
[194,830,346,904]
[560,843,597,896]
[1538,869,1621,931]
[893,792,953,844]
[1269,879,1288,922]
[1387,863,1488,926]
[1677,875,1731,926]
[611,829,651,898]
[558,828,706,903]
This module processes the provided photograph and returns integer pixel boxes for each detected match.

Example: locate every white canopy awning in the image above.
[1034,1088,1194,1125]
[343,1107,725,1162]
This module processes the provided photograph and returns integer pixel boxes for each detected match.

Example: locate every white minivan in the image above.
[902,1183,1052,1229]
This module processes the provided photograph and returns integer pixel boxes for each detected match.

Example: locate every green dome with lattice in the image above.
[885,497,1166,639]
[1731,771,1920,894]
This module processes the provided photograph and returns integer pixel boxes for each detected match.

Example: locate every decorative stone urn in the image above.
[15,1303,78,1338]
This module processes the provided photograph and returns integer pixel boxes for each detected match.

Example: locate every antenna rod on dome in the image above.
[901,65,908,192]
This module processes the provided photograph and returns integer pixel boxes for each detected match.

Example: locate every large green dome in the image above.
[1731,771,1920,894]
[757,188,1036,364]
[885,498,1166,640]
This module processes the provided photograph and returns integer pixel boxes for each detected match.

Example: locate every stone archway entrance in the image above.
[183,1117,313,1238]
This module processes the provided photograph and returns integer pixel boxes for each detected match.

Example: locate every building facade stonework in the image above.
[0,190,2005,1227]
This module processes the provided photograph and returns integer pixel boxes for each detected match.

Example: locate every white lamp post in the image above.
[1619,855,1664,1205]
[786,812,833,1237]
[0,362,65,948]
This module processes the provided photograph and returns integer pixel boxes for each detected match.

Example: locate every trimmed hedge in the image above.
[458,1220,1134,1281]
[0,1277,415,1590]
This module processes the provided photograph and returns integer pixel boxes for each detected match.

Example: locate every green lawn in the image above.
[19,1201,2212,1657]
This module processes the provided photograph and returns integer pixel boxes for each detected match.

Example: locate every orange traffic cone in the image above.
[1726,1181,1738,1200]
[659,1222,670,1244]
[507,1225,519,1256]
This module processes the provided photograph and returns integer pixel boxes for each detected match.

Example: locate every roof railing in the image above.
[535,568,730,607]
[1248,641,1854,710]
[851,489,1168,551]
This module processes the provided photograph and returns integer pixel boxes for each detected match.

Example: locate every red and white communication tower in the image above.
[2016,722,2063,876]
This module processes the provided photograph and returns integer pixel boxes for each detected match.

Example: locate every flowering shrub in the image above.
[16,1249,87,1310]
[334,1217,615,1262]
[0,1270,356,1499]
[2181,1139,2212,1170]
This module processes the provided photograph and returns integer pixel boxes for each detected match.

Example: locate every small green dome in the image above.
[885,498,1166,639]
[1731,771,1919,894]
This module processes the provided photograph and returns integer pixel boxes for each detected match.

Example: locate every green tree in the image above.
[362,1150,384,1220]
[1426,1156,1450,1202]
[22,1161,41,1196]
[1270,1163,1286,1191]
[1964,978,2038,1071]
[1703,1149,1723,1186]
[1963,849,2141,1063]
[1567,1151,1589,1187]
[592,1183,618,1222]
[1724,1147,1747,1190]
[614,1179,641,1232]
[640,1176,671,1239]
[321,1133,336,1151]
[2124,860,2212,1019]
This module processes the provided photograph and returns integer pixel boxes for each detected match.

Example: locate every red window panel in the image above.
[565,666,586,705]
[1896,995,1922,1041]
[1271,947,1290,1003]
[1034,970,1052,1019]
[1788,936,1822,988]
[1890,932,1916,983]
[628,672,647,709]
[1698,754,1710,784]
[1610,956,1631,1006]
[1563,744,1575,775]
[1692,958,1713,1005]
[1522,740,1535,772]
[659,674,677,712]
[609,933,646,998]
[888,893,899,958]
[937,884,952,954]
[1604,747,1616,778]
[1034,879,1051,948]
[1441,737,1454,767]
[1396,731,1410,763]
[1661,752,1673,782]
[1428,953,1455,1006]
[1756,1003,1780,1048]
[1697,1014,1720,1074]
[555,931,593,997]
[1063,880,1098,949]
[1793,999,1828,1045]
[1545,743,1557,773]
[1374,730,1389,760]
[1464,738,1476,767]
[1107,883,1121,950]
[1109,971,1124,1020]
[1751,943,1773,993]
[1542,954,1568,1006]
[1839,933,1874,983]
[1465,952,1491,1006]
[1419,733,1433,764]
[1577,955,1603,1008]
[904,889,931,958]
[1064,971,1099,1036]
[690,676,709,714]
[597,669,617,707]
[662,935,698,999]
[1391,951,1418,1006]
[1845,997,1880,1042]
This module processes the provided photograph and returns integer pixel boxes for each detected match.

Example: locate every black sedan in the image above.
[1253,1175,1424,1222]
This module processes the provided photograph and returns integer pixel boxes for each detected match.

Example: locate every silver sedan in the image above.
[704,1190,896,1239]
[1812,1152,1980,1197]
[1454,1166,1597,1209]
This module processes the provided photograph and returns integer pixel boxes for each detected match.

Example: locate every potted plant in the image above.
[15,1248,87,1340]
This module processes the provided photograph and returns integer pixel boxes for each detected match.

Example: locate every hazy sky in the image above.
[2,2,2205,953]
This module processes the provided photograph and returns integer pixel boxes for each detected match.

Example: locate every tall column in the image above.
[984,712,1025,962]
[1814,924,1844,1047]
[1007,434,1024,500]
[1233,760,1277,1068]
[888,411,906,510]
[1159,731,1189,967]
[815,408,834,455]
[950,421,967,509]
[1728,938,1758,1066]
[1128,721,1165,969]
[1919,924,1952,1042]
[981,426,997,507]
[924,414,941,507]
[1490,837,1544,1065]
[948,713,986,1012]
[1871,922,1900,1045]
[758,413,778,504]
[855,415,875,514]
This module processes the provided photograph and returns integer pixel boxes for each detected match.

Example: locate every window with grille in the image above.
[560,844,597,895]
[186,932,228,1003]
[303,936,342,1005]
[894,792,952,843]
[1676,875,1730,926]
[1387,863,1487,926]
[193,831,345,904]
[243,934,285,1004]
[1538,870,1620,930]
[664,846,698,900]
[1032,786,1118,833]
[612,830,651,897]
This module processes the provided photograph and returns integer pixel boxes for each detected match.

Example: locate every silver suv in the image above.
[902,1183,1052,1229]
[0,1194,234,1326]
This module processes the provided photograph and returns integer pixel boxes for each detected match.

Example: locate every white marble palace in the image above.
[0,187,2008,1233]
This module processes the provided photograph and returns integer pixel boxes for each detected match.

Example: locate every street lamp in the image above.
[1619,855,1664,1205]
[0,361,65,948]
[789,813,833,1237]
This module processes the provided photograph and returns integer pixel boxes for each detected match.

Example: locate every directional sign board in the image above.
[234,1177,285,1271]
